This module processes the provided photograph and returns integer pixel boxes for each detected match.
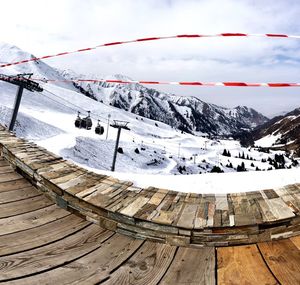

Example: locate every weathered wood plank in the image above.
[0,195,53,218]
[102,241,177,285]
[290,235,300,250]
[5,234,143,285]
[0,186,40,204]
[160,247,215,285]
[0,172,23,183]
[0,204,68,236]
[176,203,198,229]
[230,193,256,226]
[0,179,32,192]
[0,165,14,174]
[0,225,113,282]
[119,196,151,217]
[258,239,300,285]
[217,245,278,285]
[0,215,90,256]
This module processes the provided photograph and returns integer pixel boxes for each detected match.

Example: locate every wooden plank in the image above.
[176,203,198,229]
[258,239,300,285]
[50,170,86,185]
[0,165,14,174]
[290,235,300,250]
[217,245,278,285]
[262,197,295,220]
[5,234,143,285]
[119,196,151,217]
[263,189,279,199]
[0,215,90,256]
[0,195,53,218]
[0,172,23,183]
[194,196,207,228]
[64,173,108,196]
[230,193,256,226]
[152,194,185,226]
[160,247,215,285]
[107,187,143,212]
[0,159,9,167]
[0,204,68,236]
[0,179,32,192]
[0,225,113,282]
[102,241,177,285]
[0,186,40,204]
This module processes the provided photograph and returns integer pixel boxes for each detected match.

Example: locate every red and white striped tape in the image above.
[36,78,300,87]
[1,33,299,68]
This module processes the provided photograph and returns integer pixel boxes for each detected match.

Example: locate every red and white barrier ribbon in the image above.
[36,78,300,87]
[1,33,299,68]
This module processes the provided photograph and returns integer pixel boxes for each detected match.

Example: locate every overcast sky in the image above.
[1,0,300,117]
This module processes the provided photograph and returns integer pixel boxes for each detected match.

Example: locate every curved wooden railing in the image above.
[0,125,299,247]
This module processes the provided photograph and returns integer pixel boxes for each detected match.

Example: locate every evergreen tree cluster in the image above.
[222,149,231,157]
[236,162,246,172]
[210,166,224,173]
[237,152,255,160]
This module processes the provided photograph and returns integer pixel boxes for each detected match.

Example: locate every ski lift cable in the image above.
[42,89,181,156]
[42,93,78,112]
[42,89,181,159]
[42,88,110,122]
[1,32,300,69]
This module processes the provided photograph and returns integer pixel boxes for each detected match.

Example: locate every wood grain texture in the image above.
[258,239,300,285]
[102,241,177,285]
[0,215,90,256]
[0,186,40,204]
[290,235,300,250]
[0,225,112,282]
[4,234,143,285]
[0,204,68,236]
[0,179,32,192]
[160,247,215,285]
[0,195,53,218]
[217,245,278,285]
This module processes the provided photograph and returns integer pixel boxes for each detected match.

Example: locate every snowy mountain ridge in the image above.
[60,69,269,136]
[254,107,300,156]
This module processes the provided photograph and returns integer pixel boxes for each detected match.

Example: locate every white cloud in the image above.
[0,0,299,116]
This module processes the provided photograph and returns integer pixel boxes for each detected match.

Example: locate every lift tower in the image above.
[0,73,43,131]
[110,120,130,172]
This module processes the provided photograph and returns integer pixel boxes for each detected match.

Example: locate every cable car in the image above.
[74,111,82,128]
[95,120,105,135]
[81,111,93,130]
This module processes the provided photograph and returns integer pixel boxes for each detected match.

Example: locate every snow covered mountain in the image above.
[0,42,299,193]
[254,107,300,156]
[60,71,269,136]
[0,42,268,136]
[0,42,75,91]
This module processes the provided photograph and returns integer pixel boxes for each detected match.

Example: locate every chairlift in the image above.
[75,111,82,128]
[95,120,105,135]
[81,111,93,130]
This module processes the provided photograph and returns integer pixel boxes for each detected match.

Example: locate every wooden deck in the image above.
[0,125,300,247]
[1,159,300,284]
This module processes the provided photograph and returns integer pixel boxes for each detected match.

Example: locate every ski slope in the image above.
[1,79,299,194]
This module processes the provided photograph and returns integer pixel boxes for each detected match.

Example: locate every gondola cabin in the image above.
[95,120,104,135]
[81,111,93,130]
[75,111,82,128]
